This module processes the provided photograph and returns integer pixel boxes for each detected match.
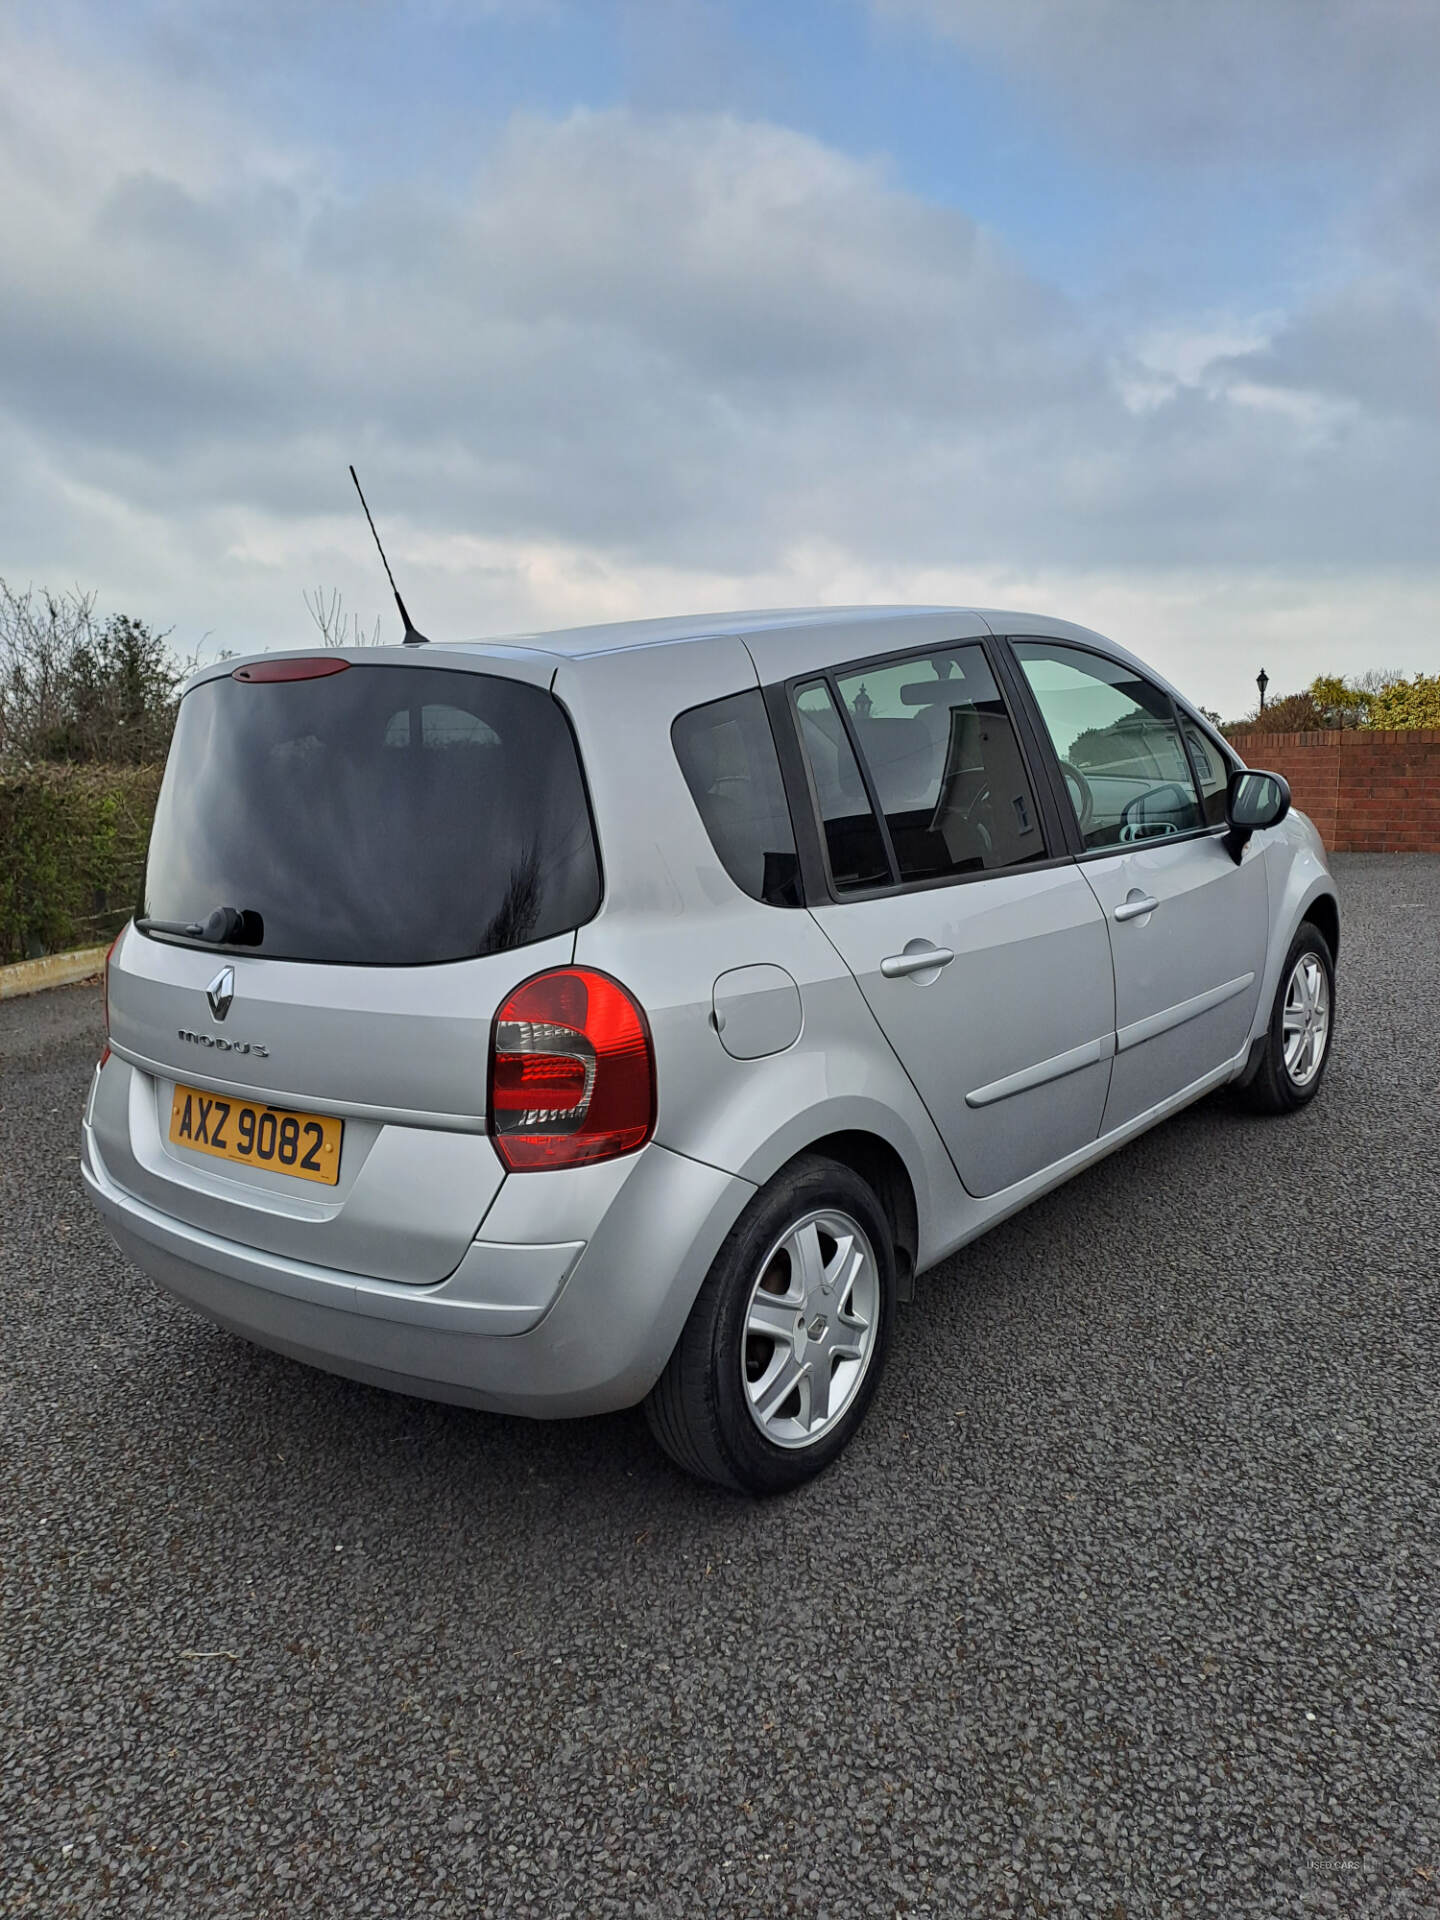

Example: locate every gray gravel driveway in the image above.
[3,852,1438,1916]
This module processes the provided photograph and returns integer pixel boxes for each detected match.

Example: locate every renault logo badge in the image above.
[206,966,235,1022]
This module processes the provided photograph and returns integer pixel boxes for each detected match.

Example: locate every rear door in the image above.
[788,639,1116,1200]
[96,653,599,1282]
[1009,639,1267,1134]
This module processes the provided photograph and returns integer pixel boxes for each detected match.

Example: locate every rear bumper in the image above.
[82,1121,754,1418]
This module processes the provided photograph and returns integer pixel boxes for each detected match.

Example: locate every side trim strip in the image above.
[966,1032,1115,1109]
[1116,971,1256,1054]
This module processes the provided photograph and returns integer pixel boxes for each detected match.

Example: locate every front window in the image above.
[1180,718,1232,827]
[1012,641,1205,849]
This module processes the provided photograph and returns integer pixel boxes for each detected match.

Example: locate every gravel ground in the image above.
[2,852,1438,1918]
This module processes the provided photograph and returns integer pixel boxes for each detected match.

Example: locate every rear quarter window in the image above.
[671,690,802,907]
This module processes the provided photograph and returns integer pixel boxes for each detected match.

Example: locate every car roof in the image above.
[188,607,1010,694]
[188,606,1201,723]
[447,606,950,657]
[442,605,1108,660]
[436,604,1168,698]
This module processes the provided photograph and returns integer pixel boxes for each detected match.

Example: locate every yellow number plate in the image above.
[168,1083,343,1186]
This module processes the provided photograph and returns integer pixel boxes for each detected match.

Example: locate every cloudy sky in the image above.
[2,0,1436,715]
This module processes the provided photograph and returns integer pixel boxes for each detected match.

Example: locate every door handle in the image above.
[1113,894,1160,923]
[880,945,956,978]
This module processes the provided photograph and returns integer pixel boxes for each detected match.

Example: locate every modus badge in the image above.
[178,1029,269,1058]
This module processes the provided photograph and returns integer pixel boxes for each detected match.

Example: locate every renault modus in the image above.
[83,609,1339,1493]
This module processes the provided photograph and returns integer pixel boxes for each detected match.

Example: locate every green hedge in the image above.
[0,764,162,965]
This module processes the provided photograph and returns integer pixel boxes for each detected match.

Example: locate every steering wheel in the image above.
[1057,760,1095,833]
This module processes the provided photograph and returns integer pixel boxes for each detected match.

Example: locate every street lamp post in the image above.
[1257,667,1269,716]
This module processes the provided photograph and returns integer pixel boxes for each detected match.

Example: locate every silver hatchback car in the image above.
[84,608,1338,1493]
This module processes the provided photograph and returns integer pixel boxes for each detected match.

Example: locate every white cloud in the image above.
[0,15,1437,719]
[1130,322,1277,391]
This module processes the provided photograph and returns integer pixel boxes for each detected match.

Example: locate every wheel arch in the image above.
[713,1076,960,1287]
[1253,821,1340,1047]
[1305,890,1340,965]
[780,1130,920,1303]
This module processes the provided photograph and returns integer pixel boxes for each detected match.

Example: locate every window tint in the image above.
[1181,719,1231,827]
[794,681,891,892]
[1012,641,1204,849]
[383,703,502,750]
[671,690,802,906]
[833,646,1046,881]
[143,665,600,965]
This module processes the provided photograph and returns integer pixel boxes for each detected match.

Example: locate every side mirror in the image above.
[1223,768,1291,862]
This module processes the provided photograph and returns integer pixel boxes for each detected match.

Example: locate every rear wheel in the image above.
[1238,920,1336,1114]
[645,1156,896,1494]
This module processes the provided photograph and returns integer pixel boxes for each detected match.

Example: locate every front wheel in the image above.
[645,1156,896,1494]
[1238,920,1336,1114]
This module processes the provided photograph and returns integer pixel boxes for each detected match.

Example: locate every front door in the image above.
[1011,639,1267,1133]
[792,642,1116,1200]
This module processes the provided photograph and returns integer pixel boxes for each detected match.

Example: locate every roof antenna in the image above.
[349,465,428,645]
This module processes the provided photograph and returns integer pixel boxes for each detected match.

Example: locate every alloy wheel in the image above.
[741,1208,880,1450]
[1282,950,1331,1088]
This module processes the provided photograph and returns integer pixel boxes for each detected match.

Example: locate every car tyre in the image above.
[645,1155,897,1495]
[1237,920,1336,1115]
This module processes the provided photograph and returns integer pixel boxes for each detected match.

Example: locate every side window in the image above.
[1012,641,1204,850]
[793,681,891,892]
[833,646,1046,881]
[1181,718,1231,827]
[671,690,802,906]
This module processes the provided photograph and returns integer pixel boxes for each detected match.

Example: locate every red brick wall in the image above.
[1236,729,1440,852]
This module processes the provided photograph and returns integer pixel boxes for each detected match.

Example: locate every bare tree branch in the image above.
[302,586,382,648]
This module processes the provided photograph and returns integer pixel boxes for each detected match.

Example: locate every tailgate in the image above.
[93,926,577,1283]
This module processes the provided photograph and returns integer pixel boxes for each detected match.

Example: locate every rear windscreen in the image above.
[142,664,600,965]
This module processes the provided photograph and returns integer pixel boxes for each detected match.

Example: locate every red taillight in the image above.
[489,968,655,1172]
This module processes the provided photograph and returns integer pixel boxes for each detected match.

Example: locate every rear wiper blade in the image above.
[135,916,204,938]
[136,906,263,946]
